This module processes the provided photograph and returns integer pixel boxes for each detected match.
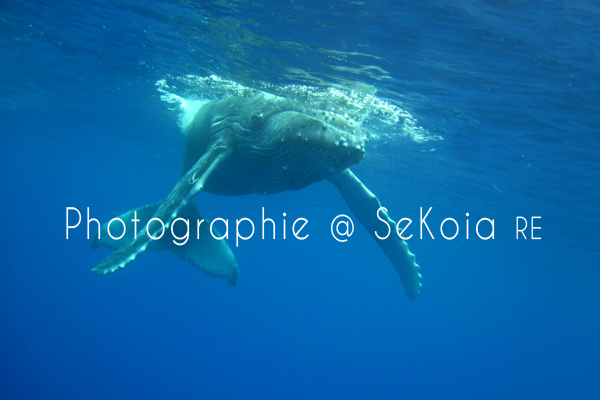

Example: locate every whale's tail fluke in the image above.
[90,144,235,282]
[91,200,239,285]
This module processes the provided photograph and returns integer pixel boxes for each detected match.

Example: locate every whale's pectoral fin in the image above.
[328,168,422,300]
[91,202,165,250]
[91,143,230,276]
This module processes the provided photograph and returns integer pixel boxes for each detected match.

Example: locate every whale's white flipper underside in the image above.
[328,168,422,299]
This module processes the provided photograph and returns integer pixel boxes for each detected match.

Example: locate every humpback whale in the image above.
[92,92,422,299]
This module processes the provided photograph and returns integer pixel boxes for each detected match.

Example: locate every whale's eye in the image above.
[251,113,264,124]
[190,169,200,184]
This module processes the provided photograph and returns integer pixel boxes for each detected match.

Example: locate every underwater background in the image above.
[1,0,599,399]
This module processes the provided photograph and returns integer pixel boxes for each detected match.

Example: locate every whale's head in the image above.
[257,109,367,175]
[187,94,368,195]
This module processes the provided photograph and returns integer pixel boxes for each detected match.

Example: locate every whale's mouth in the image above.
[260,110,366,159]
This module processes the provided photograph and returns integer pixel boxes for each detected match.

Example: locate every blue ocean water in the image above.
[1,0,599,399]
